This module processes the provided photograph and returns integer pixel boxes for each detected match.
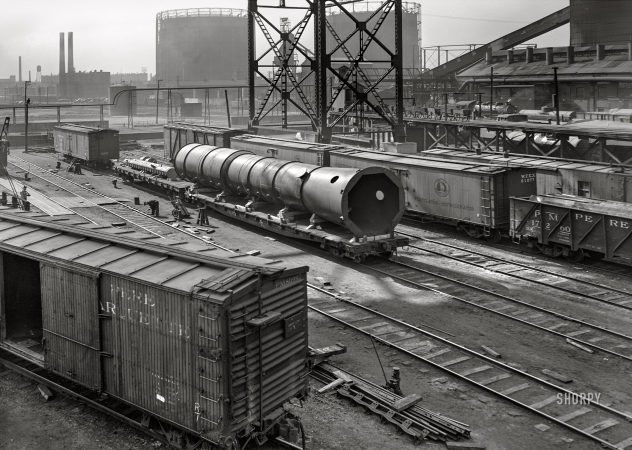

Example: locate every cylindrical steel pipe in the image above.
[173,144,405,236]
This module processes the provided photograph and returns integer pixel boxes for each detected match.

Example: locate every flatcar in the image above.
[475,102,518,115]
[421,147,632,203]
[519,107,576,123]
[511,194,632,264]
[174,144,408,262]
[52,124,119,167]
[0,212,309,448]
[328,148,537,242]
[122,158,178,180]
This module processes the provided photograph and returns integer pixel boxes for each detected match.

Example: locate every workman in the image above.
[74,163,82,174]
[112,179,118,188]
[144,199,160,217]
[20,186,30,202]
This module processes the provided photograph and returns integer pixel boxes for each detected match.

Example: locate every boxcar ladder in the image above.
[480,177,492,237]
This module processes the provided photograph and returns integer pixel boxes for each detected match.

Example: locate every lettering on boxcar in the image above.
[575,214,594,222]
[521,173,536,183]
[275,275,303,289]
[610,219,630,228]
[151,372,180,407]
[194,402,201,422]
[547,212,559,221]
[104,284,192,339]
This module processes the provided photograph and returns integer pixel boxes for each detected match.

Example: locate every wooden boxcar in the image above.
[164,123,246,160]
[230,134,347,167]
[53,124,119,166]
[511,194,632,263]
[329,148,538,241]
[0,213,309,447]
[421,148,632,203]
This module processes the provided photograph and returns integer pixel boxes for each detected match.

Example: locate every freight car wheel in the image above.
[353,255,366,264]
[564,249,585,263]
[485,229,502,243]
[379,251,393,259]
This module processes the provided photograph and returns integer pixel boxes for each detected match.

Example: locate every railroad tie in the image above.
[500,383,530,396]
[440,356,471,367]
[529,395,559,410]
[478,373,511,386]
[422,348,451,359]
[588,336,609,343]
[566,329,591,337]
[615,436,632,449]
[492,304,516,312]
[547,322,570,331]
[555,407,592,423]
[582,418,619,435]
[459,366,492,377]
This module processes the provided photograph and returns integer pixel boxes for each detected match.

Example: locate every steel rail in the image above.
[396,229,632,311]
[361,258,632,362]
[8,156,234,252]
[306,286,632,450]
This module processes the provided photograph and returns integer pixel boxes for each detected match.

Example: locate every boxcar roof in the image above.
[232,134,344,151]
[0,212,300,297]
[330,148,509,174]
[422,148,632,176]
[54,124,116,134]
[522,194,632,219]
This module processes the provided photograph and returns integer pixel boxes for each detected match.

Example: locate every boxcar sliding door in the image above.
[41,264,102,390]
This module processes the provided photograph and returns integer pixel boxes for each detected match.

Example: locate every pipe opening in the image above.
[376,190,384,201]
[330,176,339,184]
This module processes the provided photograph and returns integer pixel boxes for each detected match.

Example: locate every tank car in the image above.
[518,107,576,123]
[123,158,178,180]
[475,102,518,115]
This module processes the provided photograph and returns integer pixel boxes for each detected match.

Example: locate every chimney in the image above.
[29,70,31,82]
[67,31,75,99]
[19,56,22,82]
[526,47,533,63]
[486,49,493,65]
[546,47,553,65]
[596,44,605,60]
[36,65,42,83]
[567,46,574,64]
[507,49,514,64]
[59,32,66,97]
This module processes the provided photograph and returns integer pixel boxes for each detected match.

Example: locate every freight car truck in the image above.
[511,194,632,263]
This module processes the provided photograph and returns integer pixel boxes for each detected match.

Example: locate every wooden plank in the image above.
[541,369,572,383]
[556,407,592,423]
[481,345,501,358]
[391,393,423,412]
[566,338,594,353]
[582,418,619,435]
[529,395,559,410]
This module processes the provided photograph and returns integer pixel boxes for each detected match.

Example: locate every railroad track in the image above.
[361,255,632,364]
[8,156,233,252]
[397,229,632,313]
[307,285,632,450]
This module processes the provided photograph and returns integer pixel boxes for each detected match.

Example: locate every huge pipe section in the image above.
[174,144,405,237]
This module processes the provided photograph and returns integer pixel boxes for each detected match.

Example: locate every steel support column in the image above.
[248,0,258,128]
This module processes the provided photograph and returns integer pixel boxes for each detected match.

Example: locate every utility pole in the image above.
[156,79,163,125]
[24,81,30,153]
[552,66,560,125]
[490,67,494,119]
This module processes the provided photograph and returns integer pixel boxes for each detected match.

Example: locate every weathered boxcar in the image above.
[421,148,632,203]
[329,148,538,241]
[53,124,119,166]
[0,213,309,447]
[230,134,346,167]
[164,123,246,160]
[511,194,632,263]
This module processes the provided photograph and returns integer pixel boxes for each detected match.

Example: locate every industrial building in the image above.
[457,0,632,113]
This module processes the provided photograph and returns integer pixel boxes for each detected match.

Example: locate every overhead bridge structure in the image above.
[413,7,571,93]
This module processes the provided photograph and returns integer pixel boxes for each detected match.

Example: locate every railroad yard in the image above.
[0,137,629,450]
[3,1,632,449]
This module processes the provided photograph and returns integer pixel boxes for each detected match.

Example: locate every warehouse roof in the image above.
[458,44,632,80]
[0,212,297,298]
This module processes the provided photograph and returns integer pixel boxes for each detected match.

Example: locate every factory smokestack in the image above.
[36,65,42,83]
[19,56,22,83]
[67,32,75,99]
[59,32,66,97]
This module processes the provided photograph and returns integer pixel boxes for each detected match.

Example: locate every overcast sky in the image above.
[1,0,569,79]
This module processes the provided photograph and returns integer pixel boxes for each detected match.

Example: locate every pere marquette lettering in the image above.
[532,210,631,229]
